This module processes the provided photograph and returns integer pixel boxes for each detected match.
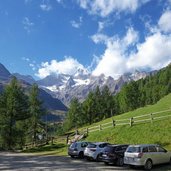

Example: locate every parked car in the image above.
[68,141,90,158]
[124,144,171,170]
[84,142,110,161]
[101,144,129,166]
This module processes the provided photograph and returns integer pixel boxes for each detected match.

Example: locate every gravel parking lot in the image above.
[0,152,170,171]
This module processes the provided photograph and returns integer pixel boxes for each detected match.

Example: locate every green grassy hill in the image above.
[23,93,171,155]
[82,93,171,150]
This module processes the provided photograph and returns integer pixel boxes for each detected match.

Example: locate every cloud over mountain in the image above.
[36,57,85,78]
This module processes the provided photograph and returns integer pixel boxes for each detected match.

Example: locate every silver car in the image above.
[124,144,171,170]
[84,142,109,161]
[68,141,89,158]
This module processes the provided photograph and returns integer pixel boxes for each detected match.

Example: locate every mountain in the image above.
[0,63,11,80]
[0,63,67,122]
[37,68,150,106]
[13,73,36,84]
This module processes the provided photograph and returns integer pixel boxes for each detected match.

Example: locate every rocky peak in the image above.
[65,76,75,88]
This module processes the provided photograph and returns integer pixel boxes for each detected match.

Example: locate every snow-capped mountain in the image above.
[0,63,68,122]
[37,68,150,106]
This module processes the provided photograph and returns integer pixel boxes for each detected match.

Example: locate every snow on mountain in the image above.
[37,68,150,106]
[73,68,90,79]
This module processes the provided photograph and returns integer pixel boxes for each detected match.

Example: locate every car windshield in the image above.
[127,146,141,153]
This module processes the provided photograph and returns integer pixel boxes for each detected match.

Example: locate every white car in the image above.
[84,142,110,161]
[124,144,171,170]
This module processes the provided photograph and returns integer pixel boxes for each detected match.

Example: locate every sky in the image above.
[0,0,171,80]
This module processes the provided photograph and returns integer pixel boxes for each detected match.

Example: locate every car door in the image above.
[148,146,158,164]
[156,146,170,164]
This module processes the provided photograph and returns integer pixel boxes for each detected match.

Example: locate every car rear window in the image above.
[99,143,109,148]
[87,143,97,148]
[70,142,77,148]
[127,146,141,153]
[104,146,115,152]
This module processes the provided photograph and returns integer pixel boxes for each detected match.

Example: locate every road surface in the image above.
[0,152,170,171]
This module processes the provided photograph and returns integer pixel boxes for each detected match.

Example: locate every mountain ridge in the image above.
[0,63,68,122]
[37,68,151,106]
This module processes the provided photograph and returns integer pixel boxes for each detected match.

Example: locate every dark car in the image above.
[101,144,129,166]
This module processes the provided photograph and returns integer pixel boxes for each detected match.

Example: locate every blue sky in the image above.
[0,0,171,80]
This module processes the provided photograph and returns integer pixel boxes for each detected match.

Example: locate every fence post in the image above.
[150,113,153,123]
[86,128,89,135]
[112,119,115,127]
[99,125,102,131]
[130,117,133,127]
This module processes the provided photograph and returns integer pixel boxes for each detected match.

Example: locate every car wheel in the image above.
[144,159,153,170]
[78,151,84,159]
[117,157,124,166]
[129,165,135,169]
[96,154,100,161]
[104,162,109,165]
[86,157,91,161]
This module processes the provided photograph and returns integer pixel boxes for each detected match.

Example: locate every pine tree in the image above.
[0,77,29,149]
[28,84,45,146]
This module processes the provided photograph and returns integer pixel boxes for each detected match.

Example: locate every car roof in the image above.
[105,144,129,148]
[76,141,90,143]
[128,144,159,147]
[94,142,109,145]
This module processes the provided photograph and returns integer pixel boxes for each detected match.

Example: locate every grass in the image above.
[23,93,171,155]
[82,93,171,150]
[22,138,68,156]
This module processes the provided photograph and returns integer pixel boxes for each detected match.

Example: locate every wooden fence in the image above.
[79,109,171,134]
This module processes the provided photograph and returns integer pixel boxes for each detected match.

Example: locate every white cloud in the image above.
[36,57,85,78]
[92,44,127,78]
[70,17,82,28]
[92,27,171,78]
[77,0,149,17]
[91,33,109,44]
[123,27,139,46]
[22,17,34,33]
[29,63,36,71]
[22,57,30,62]
[92,27,139,78]
[158,10,171,33]
[40,4,52,11]
[40,0,52,11]
[98,21,105,32]
[56,0,62,3]
[127,32,171,70]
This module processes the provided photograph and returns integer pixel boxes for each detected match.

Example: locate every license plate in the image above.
[128,157,134,162]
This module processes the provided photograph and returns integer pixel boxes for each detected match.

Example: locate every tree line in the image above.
[63,64,171,131]
[0,77,45,150]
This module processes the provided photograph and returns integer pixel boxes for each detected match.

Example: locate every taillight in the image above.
[138,152,143,158]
